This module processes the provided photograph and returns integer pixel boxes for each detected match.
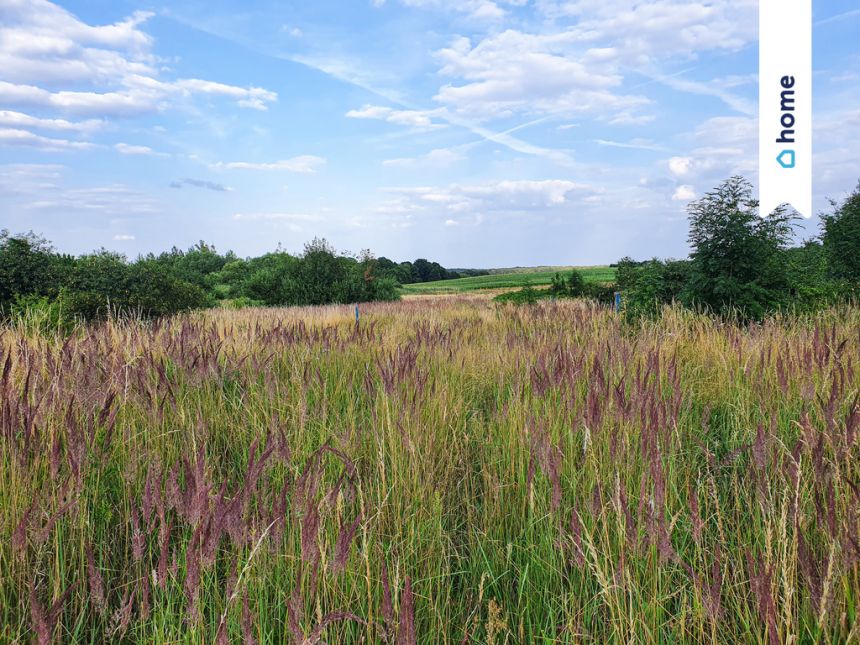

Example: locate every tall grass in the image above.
[1,298,858,643]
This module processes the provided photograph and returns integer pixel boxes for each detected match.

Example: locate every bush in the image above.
[494,285,541,304]
[224,296,265,309]
[124,263,212,317]
[583,281,616,305]
[611,257,690,319]
[9,294,77,336]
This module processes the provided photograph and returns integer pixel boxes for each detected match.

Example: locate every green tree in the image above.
[0,231,71,312]
[566,270,587,296]
[682,176,796,320]
[549,272,567,295]
[784,240,839,310]
[62,250,130,319]
[821,181,860,285]
[242,252,297,305]
[283,238,348,305]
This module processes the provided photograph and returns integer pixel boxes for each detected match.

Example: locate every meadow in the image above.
[1,296,858,643]
[399,266,616,294]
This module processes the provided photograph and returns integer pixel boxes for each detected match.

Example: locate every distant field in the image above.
[401,265,616,294]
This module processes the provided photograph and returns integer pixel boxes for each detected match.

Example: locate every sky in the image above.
[0,0,858,268]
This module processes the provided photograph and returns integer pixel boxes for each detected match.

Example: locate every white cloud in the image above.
[0,127,96,151]
[383,148,465,167]
[0,109,103,133]
[169,178,231,192]
[232,212,324,231]
[535,0,757,58]
[22,184,158,214]
[433,31,648,121]
[376,0,515,20]
[175,79,277,111]
[346,104,445,129]
[280,25,304,37]
[668,156,693,177]
[214,156,327,172]
[0,163,64,197]
[115,142,166,156]
[113,233,135,241]
[666,117,758,187]
[232,212,323,221]
[0,0,277,122]
[672,185,696,201]
[384,179,598,218]
[595,138,665,151]
[428,1,757,122]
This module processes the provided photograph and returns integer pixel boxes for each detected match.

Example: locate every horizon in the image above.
[1,1,859,267]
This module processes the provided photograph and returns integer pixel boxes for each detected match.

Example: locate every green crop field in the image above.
[400,265,616,294]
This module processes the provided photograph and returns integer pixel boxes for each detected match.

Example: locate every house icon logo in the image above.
[777,149,795,169]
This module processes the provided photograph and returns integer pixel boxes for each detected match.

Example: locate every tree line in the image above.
[617,176,859,320]
[533,176,858,321]
[0,234,469,326]
[3,175,857,327]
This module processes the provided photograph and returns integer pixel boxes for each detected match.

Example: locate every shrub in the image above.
[616,259,690,319]
[224,296,265,309]
[8,294,77,336]
[494,284,541,304]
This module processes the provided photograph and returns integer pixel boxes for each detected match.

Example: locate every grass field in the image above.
[2,298,859,643]
[400,266,616,294]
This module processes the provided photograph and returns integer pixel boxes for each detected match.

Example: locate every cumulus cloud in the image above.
[672,185,696,201]
[665,117,757,189]
[429,1,757,122]
[668,156,694,177]
[0,0,278,122]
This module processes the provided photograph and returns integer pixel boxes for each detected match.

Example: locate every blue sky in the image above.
[1,0,858,267]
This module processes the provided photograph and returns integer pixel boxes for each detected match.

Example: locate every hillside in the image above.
[400,265,616,294]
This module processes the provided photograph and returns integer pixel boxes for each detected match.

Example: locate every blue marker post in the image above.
[614,292,622,313]
[355,305,360,324]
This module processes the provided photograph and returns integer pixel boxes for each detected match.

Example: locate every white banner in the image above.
[759,0,812,218]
